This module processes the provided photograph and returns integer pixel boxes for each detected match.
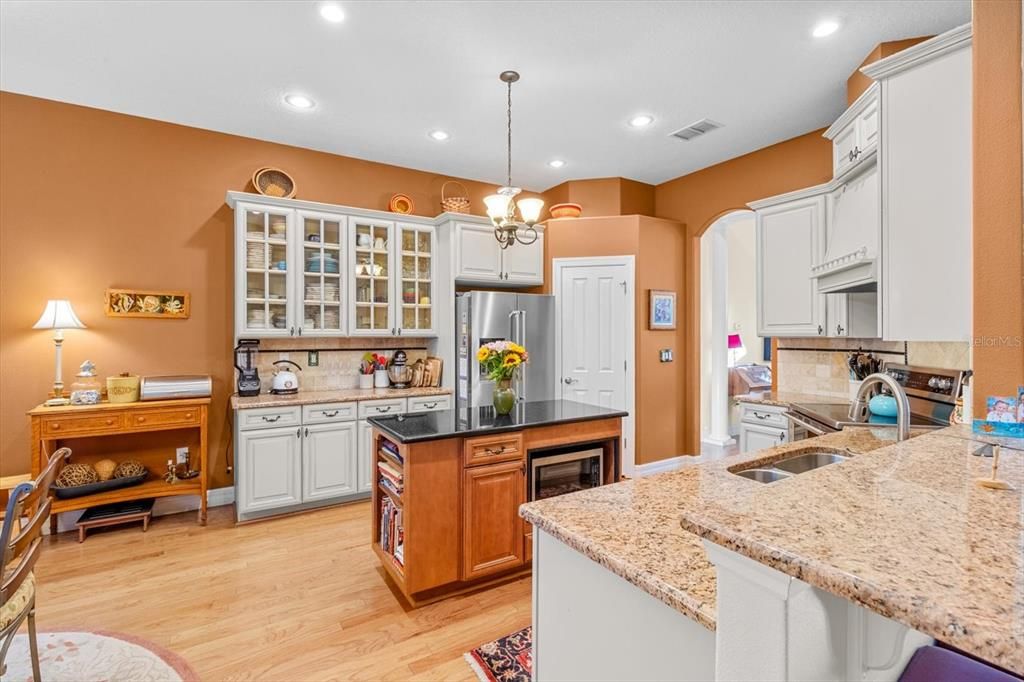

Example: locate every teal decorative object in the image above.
[869,394,898,418]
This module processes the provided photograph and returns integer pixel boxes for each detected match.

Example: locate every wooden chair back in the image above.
[0,448,68,603]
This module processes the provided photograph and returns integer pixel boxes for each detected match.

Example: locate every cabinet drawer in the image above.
[237,406,302,431]
[740,404,788,428]
[358,398,408,419]
[302,402,357,424]
[406,395,451,413]
[129,407,201,429]
[42,413,124,436]
[464,432,524,467]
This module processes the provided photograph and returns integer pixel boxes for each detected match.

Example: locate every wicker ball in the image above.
[113,460,147,479]
[54,463,99,488]
[94,459,117,481]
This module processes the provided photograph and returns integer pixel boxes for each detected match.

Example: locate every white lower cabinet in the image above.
[237,426,303,514]
[302,422,358,502]
[357,420,373,494]
[738,403,805,453]
[740,422,790,452]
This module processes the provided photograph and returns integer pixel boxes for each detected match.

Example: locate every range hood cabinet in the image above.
[813,159,880,295]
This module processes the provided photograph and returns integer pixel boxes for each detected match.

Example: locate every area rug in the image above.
[465,626,532,682]
[4,630,199,682]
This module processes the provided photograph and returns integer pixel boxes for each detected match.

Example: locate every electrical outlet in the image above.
[176,447,189,465]
[308,350,319,367]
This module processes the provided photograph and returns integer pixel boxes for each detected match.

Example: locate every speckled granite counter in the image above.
[679,429,1023,675]
[519,426,917,631]
[231,386,451,409]
[734,390,844,408]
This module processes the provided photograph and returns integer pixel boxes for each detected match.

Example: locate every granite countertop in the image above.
[679,428,1023,674]
[734,390,846,408]
[368,399,627,444]
[231,386,451,409]
[519,426,914,631]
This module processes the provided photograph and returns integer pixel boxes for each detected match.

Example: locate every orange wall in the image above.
[543,215,686,464]
[654,130,833,453]
[847,37,931,104]
[0,92,514,481]
[972,0,1024,415]
[543,178,656,217]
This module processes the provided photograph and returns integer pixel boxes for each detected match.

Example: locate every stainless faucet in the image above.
[851,372,911,441]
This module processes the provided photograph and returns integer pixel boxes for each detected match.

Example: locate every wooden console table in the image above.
[28,398,210,531]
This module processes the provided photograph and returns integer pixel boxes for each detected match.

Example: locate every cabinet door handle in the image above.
[422,402,437,409]
[377,406,392,413]
[298,327,303,336]
[323,410,339,418]
[817,325,824,335]
[137,416,146,423]
[391,327,396,335]
[297,428,302,438]
[105,419,114,426]
[485,445,507,455]
[778,432,785,442]
[261,415,281,423]
[836,324,844,335]
[754,412,770,420]
[304,427,309,438]
[848,150,854,162]
[289,326,295,336]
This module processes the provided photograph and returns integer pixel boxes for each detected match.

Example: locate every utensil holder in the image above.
[359,374,374,389]
[374,369,390,389]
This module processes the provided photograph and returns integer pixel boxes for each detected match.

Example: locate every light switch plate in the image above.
[308,350,319,367]
[659,349,673,362]
[175,447,189,464]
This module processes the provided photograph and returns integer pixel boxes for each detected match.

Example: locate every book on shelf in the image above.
[379,496,404,567]
[379,475,402,498]
[380,439,403,463]
[378,460,404,492]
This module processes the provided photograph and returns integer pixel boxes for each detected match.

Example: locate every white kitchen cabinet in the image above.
[395,223,437,336]
[357,420,373,493]
[752,186,828,337]
[302,422,358,502]
[455,221,544,286]
[234,202,298,338]
[349,217,396,336]
[737,403,805,453]
[863,26,972,342]
[825,84,879,179]
[237,425,303,515]
[297,210,347,336]
[740,422,789,452]
[827,293,878,338]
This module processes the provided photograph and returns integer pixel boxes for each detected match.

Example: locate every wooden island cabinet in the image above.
[368,400,625,606]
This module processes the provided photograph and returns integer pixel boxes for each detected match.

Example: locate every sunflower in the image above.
[476,347,491,362]
[503,354,522,367]
[509,343,526,355]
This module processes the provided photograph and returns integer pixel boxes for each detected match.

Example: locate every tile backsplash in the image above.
[249,338,429,392]
[776,337,970,399]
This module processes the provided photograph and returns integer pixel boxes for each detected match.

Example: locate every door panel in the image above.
[239,426,301,513]
[462,460,525,580]
[559,265,627,407]
[302,422,358,502]
[357,420,373,493]
[457,223,503,282]
[503,231,544,284]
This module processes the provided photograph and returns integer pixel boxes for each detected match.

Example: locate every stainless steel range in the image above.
[785,363,967,436]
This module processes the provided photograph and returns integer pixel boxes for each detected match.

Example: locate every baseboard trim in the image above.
[45,486,235,535]
[634,456,696,477]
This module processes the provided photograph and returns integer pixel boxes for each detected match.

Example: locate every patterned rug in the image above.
[4,630,199,681]
[465,626,532,682]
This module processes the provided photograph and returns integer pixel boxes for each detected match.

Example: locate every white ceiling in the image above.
[0,1,970,190]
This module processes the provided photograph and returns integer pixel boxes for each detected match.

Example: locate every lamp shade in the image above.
[727,333,743,350]
[33,300,85,330]
[516,197,544,225]
[484,194,512,221]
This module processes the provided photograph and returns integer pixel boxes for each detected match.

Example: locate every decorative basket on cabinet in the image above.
[440,181,471,214]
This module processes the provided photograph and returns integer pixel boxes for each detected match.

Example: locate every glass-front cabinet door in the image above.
[348,218,395,336]
[236,203,295,337]
[297,210,346,336]
[396,224,437,336]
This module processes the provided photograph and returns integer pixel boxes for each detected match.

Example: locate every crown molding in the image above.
[861,22,972,81]
[824,83,879,141]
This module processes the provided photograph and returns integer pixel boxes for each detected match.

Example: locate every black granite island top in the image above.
[367,399,628,444]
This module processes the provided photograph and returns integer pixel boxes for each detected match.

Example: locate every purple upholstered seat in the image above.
[899,645,1021,682]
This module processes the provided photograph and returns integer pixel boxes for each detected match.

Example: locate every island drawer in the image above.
[359,398,408,419]
[237,406,302,431]
[407,395,451,413]
[464,432,524,467]
[739,404,788,429]
[302,402,357,424]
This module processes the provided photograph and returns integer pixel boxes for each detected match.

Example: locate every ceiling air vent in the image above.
[670,118,724,141]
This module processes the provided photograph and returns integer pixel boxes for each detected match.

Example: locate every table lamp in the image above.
[727,332,746,367]
[33,300,86,406]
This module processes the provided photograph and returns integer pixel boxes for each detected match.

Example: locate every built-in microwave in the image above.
[528,447,604,501]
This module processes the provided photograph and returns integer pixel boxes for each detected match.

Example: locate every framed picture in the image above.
[105,289,190,319]
[649,290,676,330]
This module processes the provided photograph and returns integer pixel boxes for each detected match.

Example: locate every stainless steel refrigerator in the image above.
[456,291,556,408]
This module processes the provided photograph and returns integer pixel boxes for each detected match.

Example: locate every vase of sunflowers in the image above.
[477,340,528,415]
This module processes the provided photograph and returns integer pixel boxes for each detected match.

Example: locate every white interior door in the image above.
[554,257,635,475]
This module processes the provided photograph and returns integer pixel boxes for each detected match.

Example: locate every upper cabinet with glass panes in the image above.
[235,203,295,337]
[397,224,436,336]
[298,211,346,336]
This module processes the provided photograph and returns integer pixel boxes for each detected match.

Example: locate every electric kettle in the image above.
[270,360,301,395]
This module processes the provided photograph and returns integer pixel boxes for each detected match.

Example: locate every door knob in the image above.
[563,377,578,385]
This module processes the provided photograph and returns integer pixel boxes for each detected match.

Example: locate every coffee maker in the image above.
[234,339,261,396]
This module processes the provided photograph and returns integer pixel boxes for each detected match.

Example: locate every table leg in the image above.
[50,513,58,535]
[78,527,85,543]
[199,496,208,526]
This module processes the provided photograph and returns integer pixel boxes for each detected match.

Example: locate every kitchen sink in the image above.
[772,451,849,475]
[734,468,793,483]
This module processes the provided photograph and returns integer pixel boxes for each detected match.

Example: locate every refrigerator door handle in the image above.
[519,310,527,403]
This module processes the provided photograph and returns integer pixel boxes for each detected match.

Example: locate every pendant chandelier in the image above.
[484,71,544,249]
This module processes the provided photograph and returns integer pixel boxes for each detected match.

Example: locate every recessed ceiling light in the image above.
[429,130,450,141]
[547,159,565,168]
[284,94,315,109]
[812,20,839,38]
[629,115,654,128]
[319,3,345,23]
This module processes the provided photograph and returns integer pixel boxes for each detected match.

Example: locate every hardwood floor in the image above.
[29,501,532,680]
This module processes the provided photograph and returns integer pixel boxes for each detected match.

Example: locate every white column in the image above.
[704,225,734,446]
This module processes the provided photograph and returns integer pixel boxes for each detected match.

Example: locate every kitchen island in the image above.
[521,426,1022,681]
[367,399,625,606]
